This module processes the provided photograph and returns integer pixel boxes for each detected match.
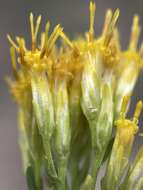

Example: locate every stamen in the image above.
[30,13,35,52]
[35,15,42,41]
[113,28,121,50]
[7,34,19,51]
[104,9,120,46]
[10,46,18,79]
[89,1,96,41]
[45,21,50,40]
[129,15,141,52]
[120,95,130,118]
[60,31,80,56]
[40,32,45,50]
[20,38,27,52]
[40,21,50,58]
[60,31,74,49]
[111,9,120,29]
[30,14,42,52]
[102,9,112,37]
[16,37,27,52]
[46,24,63,57]
[18,38,25,64]
[133,100,143,124]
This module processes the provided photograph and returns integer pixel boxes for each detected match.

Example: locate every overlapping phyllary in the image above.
[7,2,143,190]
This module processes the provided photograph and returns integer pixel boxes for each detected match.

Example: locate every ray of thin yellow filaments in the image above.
[89,1,96,42]
[60,31,74,49]
[120,95,130,119]
[45,21,50,40]
[18,38,25,64]
[20,38,27,52]
[129,15,141,52]
[16,37,25,54]
[104,9,120,47]
[10,46,18,79]
[35,15,42,42]
[111,9,120,30]
[46,24,63,56]
[30,13,35,52]
[29,14,42,52]
[7,34,19,52]
[113,28,121,51]
[40,32,45,50]
[133,101,143,124]
[16,37,27,52]
[60,31,80,57]
[40,21,50,58]
[102,9,112,38]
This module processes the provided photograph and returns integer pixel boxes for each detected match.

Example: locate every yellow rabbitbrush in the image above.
[7,2,143,190]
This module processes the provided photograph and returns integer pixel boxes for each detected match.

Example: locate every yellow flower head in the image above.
[7,13,63,74]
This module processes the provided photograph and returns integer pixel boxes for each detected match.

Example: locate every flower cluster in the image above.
[7,2,143,190]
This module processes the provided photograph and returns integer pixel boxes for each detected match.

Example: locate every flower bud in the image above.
[81,52,100,123]
[53,59,71,189]
[31,73,54,139]
[94,83,113,151]
[69,64,91,189]
[54,79,71,157]
[31,73,57,181]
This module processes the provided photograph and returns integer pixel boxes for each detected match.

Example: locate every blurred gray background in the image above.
[1,0,143,189]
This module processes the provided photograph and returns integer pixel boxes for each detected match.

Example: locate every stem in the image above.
[90,149,104,190]
[57,156,68,190]
[34,159,42,190]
